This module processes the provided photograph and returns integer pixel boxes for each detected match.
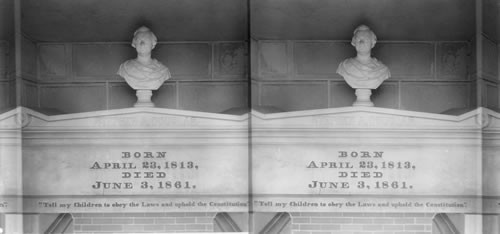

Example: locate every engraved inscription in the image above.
[90,151,199,191]
[307,151,416,191]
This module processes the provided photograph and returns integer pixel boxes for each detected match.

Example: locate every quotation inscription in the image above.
[307,151,416,190]
[90,152,199,190]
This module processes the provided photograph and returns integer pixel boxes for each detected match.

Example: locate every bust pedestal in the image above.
[134,90,155,108]
[353,88,374,107]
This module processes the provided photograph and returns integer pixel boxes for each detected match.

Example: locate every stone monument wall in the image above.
[21,40,248,114]
[251,39,485,113]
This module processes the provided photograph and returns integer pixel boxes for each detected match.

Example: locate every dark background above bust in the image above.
[21,0,248,42]
[251,0,476,41]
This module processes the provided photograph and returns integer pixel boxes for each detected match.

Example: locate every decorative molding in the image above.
[253,106,482,129]
[16,111,31,128]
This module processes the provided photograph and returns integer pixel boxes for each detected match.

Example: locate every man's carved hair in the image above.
[132,26,158,48]
[352,25,377,45]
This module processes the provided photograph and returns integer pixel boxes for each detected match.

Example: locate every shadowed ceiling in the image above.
[21,0,248,42]
[251,0,477,41]
[17,0,496,42]
[0,0,14,41]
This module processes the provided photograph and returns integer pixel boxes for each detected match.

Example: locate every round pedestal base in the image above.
[353,88,374,107]
[134,90,155,108]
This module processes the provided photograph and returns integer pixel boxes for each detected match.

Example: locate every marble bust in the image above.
[337,25,390,106]
[118,26,171,107]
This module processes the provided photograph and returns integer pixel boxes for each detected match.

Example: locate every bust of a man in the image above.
[337,25,390,89]
[118,26,171,90]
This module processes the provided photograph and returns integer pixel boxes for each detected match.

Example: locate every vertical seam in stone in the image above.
[257,40,262,80]
[434,42,438,80]
[105,81,109,110]
[288,40,295,80]
[35,43,40,82]
[211,42,215,80]
[176,81,180,109]
[68,43,74,80]
[327,80,331,108]
[398,80,402,109]
[258,81,262,106]
[37,81,41,108]
[35,43,41,108]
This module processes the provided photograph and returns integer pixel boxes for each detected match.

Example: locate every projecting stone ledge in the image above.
[252,106,491,130]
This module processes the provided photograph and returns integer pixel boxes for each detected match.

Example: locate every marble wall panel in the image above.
[486,83,499,110]
[261,82,328,111]
[329,82,356,107]
[214,42,247,78]
[0,80,14,111]
[294,42,353,77]
[400,83,469,114]
[482,38,499,79]
[482,0,499,42]
[437,42,470,79]
[0,41,6,80]
[22,81,38,109]
[40,85,107,113]
[22,37,37,80]
[73,44,133,78]
[251,81,259,107]
[155,43,211,79]
[259,42,288,78]
[0,143,21,195]
[373,43,434,78]
[152,83,178,109]
[39,44,67,79]
[371,82,399,109]
[108,83,138,109]
[251,39,258,78]
[178,82,247,113]
[470,81,478,109]
[483,145,500,196]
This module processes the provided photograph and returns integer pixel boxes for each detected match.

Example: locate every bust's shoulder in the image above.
[370,58,389,69]
[338,58,356,69]
[341,57,356,64]
[151,59,168,69]
[371,58,384,65]
[121,59,140,68]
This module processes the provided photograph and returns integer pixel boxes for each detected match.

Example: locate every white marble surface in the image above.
[1,107,499,213]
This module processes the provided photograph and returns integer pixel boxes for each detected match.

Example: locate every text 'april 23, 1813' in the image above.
[307,151,416,191]
[89,151,199,191]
